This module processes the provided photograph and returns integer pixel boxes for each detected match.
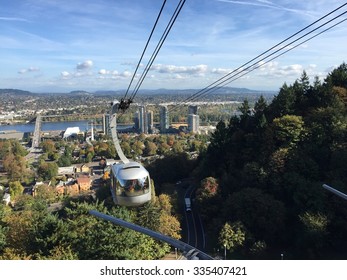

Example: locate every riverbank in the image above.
[0,120,133,133]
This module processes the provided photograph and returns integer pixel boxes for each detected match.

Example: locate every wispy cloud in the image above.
[18,67,40,74]
[151,64,208,75]
[0,16,29,22]
[217,0,311,17]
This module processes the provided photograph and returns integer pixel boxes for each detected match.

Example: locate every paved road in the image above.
[184,185,206,251]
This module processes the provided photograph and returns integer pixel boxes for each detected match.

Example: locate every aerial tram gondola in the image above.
[109,100,152,206]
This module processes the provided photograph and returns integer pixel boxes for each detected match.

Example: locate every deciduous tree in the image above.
[218,221,245,252]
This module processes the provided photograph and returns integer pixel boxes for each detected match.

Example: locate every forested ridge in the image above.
[196,63,347,259]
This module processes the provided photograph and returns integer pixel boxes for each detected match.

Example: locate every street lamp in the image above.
[224,244,227,260]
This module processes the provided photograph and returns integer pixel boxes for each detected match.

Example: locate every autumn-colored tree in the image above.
[132,140,145,156]
[158,214,181,240]
[120,141,131,158]
[3,210,33,254]
[196,177,219,203]
[3,153,30,181]
[41,140,56,154]
[157,194,172,213]
[167,135,175,146]
[144,141,157,156]
[8,181,24,200]
[0,140,11,158]
[102,171,110,180]
[218,221,245,253]
[158,142,170,155]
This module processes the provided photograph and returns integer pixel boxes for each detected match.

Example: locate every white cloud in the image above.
[60,60,95,80]
[76,60,93,70]
[211,67,233,75]
[121,71,132,78]
[61,71,71,79]
[152,64,208,75]
[98,69,109,75]
[18,67,40,74]
[97,69,132,80]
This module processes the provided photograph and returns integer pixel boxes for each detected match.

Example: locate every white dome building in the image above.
[63,127,80,138]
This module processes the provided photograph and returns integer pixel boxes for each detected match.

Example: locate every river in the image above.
[0,120,133,133]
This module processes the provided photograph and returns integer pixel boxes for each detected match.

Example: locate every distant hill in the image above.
[69,90,93,96]
[0,88,35,96]
[0,87,276,97]
[94,87,275,96]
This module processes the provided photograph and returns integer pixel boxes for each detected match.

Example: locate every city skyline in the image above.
[1,0,346,93]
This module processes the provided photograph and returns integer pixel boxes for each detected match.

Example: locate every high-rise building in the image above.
[160,105,169,133]
[138,105,148,134]
[134,112,139,131]
[147,110,154,133]
[188,114,199,133]
[188,105,199,115]
[187,105,199,133]
[103,114,110,135]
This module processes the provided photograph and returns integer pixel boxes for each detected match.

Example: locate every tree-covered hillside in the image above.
[196,63,347,259]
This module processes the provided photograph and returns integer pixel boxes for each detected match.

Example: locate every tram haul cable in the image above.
[129,0,187,102]
[123,0,168,102]
[169,2,347,112]
[120,0,187,111]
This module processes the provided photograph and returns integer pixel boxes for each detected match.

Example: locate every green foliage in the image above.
[0,225,7,253]
[0,190,179,260]
[249,240,267,258]
[218,221,246,252]
[8,181,24,200]
[144,141,157,156]
[225,188,286,243]
[157,194,181,240]
[57,147,72,167]
[0,139,28,158]
[147,152,197,187]
[239,99,251,118]
[299,212,328,234]
[37,161,58,181]
[272,115,305,148]
[0,204,8,253]
[34,184,56,204]
[198,63,347,259]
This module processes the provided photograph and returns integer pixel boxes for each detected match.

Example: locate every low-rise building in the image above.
[77,175,92,192]
[2,193,10,205]
[58,166,75,176]
[66,183,80,196]
[74,163,90,174]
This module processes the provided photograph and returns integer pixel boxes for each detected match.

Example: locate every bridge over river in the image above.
[31,115,42,149]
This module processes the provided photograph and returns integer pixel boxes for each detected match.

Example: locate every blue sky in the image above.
[1,0,346,93]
